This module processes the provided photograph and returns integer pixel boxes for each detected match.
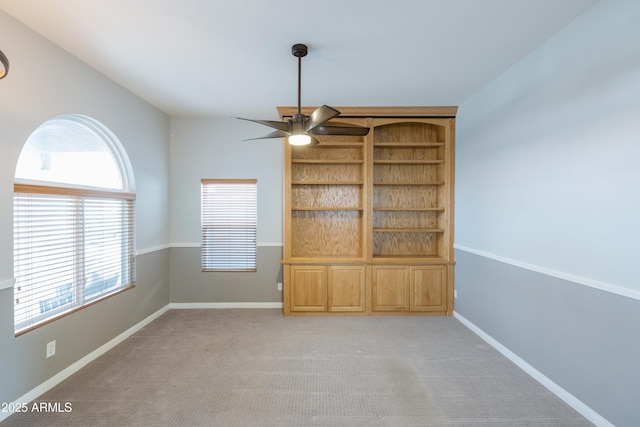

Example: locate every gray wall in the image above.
[0,11,171,405]
[455,1,640,425]
[455,250,639,426]
[169,117,284,303]
[170,247,282,303]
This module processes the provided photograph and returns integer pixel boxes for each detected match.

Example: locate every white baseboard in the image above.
[453,311,613,427]
[170,302,283,309]
[0,304,171,423]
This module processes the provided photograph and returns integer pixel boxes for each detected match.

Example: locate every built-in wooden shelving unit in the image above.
[279,107,456,316]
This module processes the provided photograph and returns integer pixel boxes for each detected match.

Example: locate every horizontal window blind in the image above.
[201,179,257,272]
[14,188,135,333]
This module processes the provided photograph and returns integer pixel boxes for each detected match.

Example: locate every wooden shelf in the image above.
[292,181,364,185]
[371,255,450,263]
[285,257,368,264]
[373,228,444,233]
[373,207,444,211]
[372,254,447,259]
[292,207,363,211]
[292,159,364,164]
[374,142,445,147]
[373,181,444,186]
[373,159,444,164]
[315,142,364,147]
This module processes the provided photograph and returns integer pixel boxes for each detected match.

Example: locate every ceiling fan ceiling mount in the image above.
[291,43,308,58]
[237,43,369,145]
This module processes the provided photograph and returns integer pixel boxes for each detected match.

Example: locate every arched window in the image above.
[13,114,136,334]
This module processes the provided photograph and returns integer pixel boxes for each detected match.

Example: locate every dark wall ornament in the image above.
[0,49,9,79]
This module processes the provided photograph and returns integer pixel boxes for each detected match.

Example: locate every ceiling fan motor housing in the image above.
[290,114,307,134]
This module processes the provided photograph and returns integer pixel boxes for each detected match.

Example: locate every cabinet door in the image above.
[410,265,447,312]
[290,266,327,312]
[328,266,366,312]
[372,266,409,311]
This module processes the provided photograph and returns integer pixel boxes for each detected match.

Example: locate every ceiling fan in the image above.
[238,43,369,146]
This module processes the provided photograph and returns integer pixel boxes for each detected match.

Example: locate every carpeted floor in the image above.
[2,309,593,426]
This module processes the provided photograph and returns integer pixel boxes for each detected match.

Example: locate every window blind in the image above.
[201,179,257,272]
[14,185,135,333]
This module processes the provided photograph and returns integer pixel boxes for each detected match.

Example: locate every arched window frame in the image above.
[13,114,136,335]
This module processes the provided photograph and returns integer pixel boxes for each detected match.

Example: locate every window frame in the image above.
[201,179,258,272]
[13,114,136,335]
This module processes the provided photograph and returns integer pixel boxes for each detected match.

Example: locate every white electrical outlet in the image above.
[454,290,458,299]
[277,282,282,291]
[46,340,56,358]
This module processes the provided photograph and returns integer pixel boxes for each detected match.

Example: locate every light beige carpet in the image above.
[1,309,593,426]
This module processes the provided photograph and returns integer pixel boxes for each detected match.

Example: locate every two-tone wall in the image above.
[454,0,640,425]
[0,10,171,408]
[168,117,284,305]
[3,0,640,425]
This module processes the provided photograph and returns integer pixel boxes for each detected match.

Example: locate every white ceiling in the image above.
[1,0,599,119]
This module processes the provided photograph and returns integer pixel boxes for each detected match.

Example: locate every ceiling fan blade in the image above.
[243,130,289,141]
[305,105,341,132]
[236,117,290,132]
[311,125,370,136]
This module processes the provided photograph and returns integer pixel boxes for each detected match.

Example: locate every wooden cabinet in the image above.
[280,107,456,316]
[372,266,409,312]
[372,265,447,313]
[285,265,366,315]
[289,265,327,312]
[328,266,366,312]
[411,265,447,312]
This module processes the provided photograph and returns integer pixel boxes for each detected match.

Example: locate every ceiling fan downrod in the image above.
[292,44,308,117]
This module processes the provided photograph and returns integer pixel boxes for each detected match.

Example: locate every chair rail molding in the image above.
[454,244,640,301]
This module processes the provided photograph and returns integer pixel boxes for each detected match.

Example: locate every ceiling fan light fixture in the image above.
[288,134,312,146]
